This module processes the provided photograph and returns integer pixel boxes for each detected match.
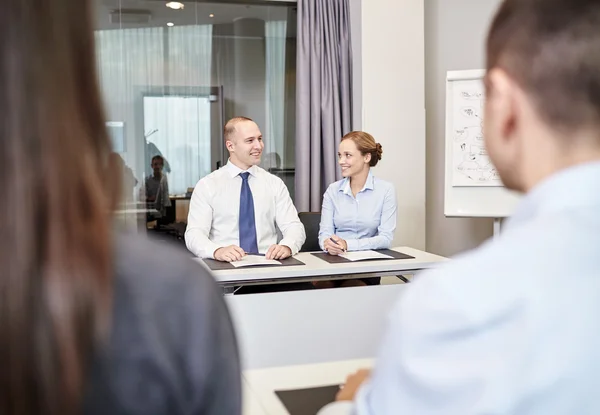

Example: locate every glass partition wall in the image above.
[94,0,297,236]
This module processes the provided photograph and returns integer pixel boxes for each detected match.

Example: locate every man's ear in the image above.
[225,140,234,152]
[486,68,519,144]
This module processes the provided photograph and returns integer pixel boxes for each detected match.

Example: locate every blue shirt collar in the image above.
[506,161,600,229]
[339,172,375,196]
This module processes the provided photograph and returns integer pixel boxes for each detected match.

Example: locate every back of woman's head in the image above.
[341,131,383,167]
[0,1,118,414]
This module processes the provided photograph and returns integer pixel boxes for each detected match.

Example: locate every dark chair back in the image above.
[298,212,322,252]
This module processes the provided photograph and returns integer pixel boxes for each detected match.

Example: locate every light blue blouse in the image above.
[318,173,397,251]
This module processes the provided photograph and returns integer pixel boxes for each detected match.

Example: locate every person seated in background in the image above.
[144,155,171,220]
[319,0,600,413]
[317,131,397,288]
[186,116,306,262]
[0,0,241,413]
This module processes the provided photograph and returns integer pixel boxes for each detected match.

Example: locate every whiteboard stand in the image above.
[493,218,501,239]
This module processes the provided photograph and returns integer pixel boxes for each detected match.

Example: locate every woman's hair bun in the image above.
[375,143,383,160]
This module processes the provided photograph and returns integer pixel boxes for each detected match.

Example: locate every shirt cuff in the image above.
[278,238,300,255]
[196,241,221,259]
[316,401,353,415]
[345,239,360,252]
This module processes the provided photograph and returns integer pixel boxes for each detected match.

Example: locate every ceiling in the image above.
[94,0,293,31]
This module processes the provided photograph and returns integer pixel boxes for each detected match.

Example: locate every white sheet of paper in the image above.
[230,255,282,268]
[338,250,394,262]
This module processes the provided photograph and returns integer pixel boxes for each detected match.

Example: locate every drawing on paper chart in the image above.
[452,82,502,187]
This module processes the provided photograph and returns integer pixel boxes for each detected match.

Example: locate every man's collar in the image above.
[225,159,258,178]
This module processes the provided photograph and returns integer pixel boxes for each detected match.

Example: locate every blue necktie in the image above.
[239,172,258,254]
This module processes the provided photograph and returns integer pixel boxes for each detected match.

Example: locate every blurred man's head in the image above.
[151,155,164,176]
[484,0,600,192]
[223,117,264,170]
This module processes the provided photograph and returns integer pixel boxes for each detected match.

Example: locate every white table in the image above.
[243,359,374,415]
[244,376,268,415]
[196,246,447,288]
[227,284,403,370]
[221,247,447,369]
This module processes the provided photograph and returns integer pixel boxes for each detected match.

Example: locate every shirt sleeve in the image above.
[353,268,499,414]
[274,178,306,255]
[318,186,336,250]
[317,401,353,415]
[345,185,397,252]
[185,180,221,258]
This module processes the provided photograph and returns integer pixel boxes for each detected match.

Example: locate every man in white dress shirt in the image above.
[320,0,600,413]
[185,116,305,262]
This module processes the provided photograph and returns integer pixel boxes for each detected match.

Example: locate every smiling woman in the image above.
[338,131,383,180]
[316,131,397,288]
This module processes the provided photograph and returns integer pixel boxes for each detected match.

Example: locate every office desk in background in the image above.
[168,194,191,223]
[114,208,159,215]
[244,359,374,415]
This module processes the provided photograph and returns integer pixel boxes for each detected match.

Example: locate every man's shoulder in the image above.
[196,167,229,186]
[206,167,229,179]
[405,222,563,319]
[253,164,275,177]
[254,165,287,186]
[417,228,532,284]
[392,241,520,337]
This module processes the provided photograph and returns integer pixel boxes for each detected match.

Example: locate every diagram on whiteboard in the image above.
[452,80,502,187]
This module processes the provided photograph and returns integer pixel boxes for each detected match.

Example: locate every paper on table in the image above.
[230,255,282,268]
[338,250,394,262]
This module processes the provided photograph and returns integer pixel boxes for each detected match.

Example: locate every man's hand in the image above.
[336,369,371,402]
[323,235,348,256]
[266,244,292,260]
[214,245,246,262]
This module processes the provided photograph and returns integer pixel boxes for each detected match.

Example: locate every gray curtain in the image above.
[295,0,353,212]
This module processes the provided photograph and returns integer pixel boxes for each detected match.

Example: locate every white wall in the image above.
[425,0,502,257]
[360,0,426,250]
[289,0,500,255]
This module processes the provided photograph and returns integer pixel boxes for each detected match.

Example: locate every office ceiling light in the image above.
[209,13,215,18]
[166,2,184,10]
[167,22,175,27]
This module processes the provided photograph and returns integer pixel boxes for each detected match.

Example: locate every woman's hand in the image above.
[323,235,348,256]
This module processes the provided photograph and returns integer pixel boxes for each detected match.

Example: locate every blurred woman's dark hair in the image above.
[0,1,120,413]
